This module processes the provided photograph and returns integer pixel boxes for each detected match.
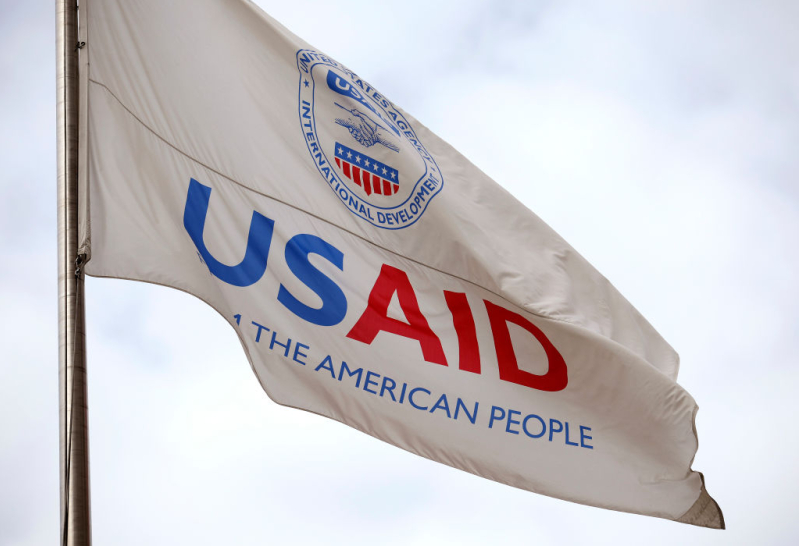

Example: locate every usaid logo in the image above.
[297,49,444,229]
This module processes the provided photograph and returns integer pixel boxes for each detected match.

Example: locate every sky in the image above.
[2,0,798,544]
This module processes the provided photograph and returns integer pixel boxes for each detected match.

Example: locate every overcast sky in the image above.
[2,0,798,544]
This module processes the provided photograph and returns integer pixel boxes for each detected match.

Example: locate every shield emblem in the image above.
[334,143,399,196]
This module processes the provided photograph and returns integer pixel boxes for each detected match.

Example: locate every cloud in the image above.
[2,0,798,544]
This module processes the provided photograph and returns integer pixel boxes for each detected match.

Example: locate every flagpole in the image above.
[57,0,92,544]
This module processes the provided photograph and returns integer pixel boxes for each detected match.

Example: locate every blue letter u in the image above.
[183,179,274,287]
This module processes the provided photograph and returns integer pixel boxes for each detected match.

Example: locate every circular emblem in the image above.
[297,49,444,229]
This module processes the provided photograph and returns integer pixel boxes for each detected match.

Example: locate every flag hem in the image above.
[676,473,725,529]
[77,0,92,261]
[676,406,725,529]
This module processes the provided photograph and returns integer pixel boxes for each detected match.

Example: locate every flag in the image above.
[78,0,723,528]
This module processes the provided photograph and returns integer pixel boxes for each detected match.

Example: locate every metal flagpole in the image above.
[57,0,92,544]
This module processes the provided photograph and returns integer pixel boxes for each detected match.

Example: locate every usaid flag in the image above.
[78,0,722,528]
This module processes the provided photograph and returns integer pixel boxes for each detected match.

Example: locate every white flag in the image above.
[79,0,722,528]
